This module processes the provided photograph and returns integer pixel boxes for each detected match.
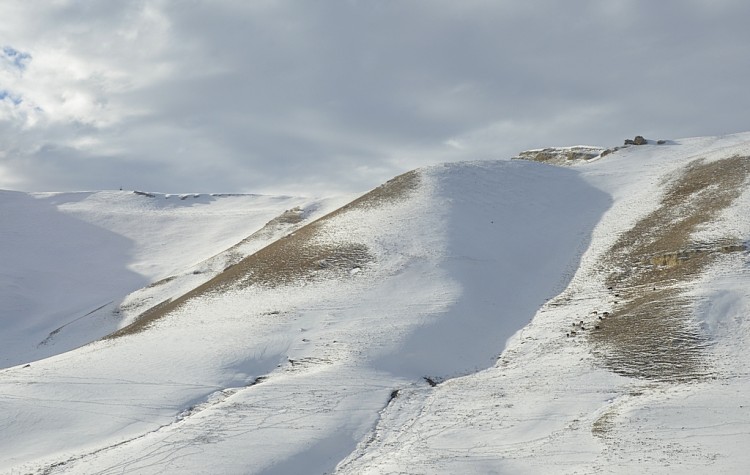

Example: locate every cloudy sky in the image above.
[1,1,749,195]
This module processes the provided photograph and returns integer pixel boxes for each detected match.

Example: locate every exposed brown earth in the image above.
[106,170,421,340]
[144,275,177,289]
[590,155,750,381]
[112,207,316,321]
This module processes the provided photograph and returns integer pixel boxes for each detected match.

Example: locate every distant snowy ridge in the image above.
[0,190,346,368]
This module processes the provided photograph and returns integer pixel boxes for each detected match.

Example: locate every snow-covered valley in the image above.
[1,133,750,474]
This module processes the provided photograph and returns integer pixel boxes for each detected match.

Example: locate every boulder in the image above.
[624,135,648,146]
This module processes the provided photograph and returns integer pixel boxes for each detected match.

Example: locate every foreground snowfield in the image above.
[1,133,749,473]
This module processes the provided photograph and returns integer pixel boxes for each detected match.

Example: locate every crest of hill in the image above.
[512,145,605,165]
[512,135,675,165]
[106,170,422,339]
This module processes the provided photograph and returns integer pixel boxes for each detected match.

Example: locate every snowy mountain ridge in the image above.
[1,132,750,473]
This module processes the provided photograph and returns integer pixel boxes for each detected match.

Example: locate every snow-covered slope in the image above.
[1,133,750,474]
[338,133,750,474]
[0,190,344,368]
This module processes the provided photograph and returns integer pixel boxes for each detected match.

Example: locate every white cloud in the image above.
[1,1,750,194]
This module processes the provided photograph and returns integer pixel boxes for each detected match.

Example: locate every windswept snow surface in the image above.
[338,133,750,474]
[2,133,750,474]
[0,190,336,368]
[0,160,608,474]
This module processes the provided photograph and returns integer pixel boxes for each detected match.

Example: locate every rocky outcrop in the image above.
[624,135,648,145]
[512,146,604,166]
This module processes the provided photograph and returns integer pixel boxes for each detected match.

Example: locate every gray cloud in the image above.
[1,0,750,194]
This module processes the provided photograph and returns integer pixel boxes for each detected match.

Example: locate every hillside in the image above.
[1,133,750,474]
[0,191,350,369]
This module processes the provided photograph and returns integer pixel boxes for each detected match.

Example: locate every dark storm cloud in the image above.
[1,0,750,194]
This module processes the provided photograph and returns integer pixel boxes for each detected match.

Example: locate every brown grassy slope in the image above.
[105,170,421,340]
[590,155,750,381]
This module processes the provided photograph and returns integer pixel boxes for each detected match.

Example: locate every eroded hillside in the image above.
[591,155,750,381]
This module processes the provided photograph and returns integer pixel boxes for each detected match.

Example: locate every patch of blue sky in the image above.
[2,46,32,70]
[0,89,23,105]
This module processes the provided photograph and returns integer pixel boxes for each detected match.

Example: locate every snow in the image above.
[336,133,750,474]
[0,190,342,368]
[1,132,750,474]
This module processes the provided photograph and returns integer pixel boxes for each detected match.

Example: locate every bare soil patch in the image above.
[590,156,750,381]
